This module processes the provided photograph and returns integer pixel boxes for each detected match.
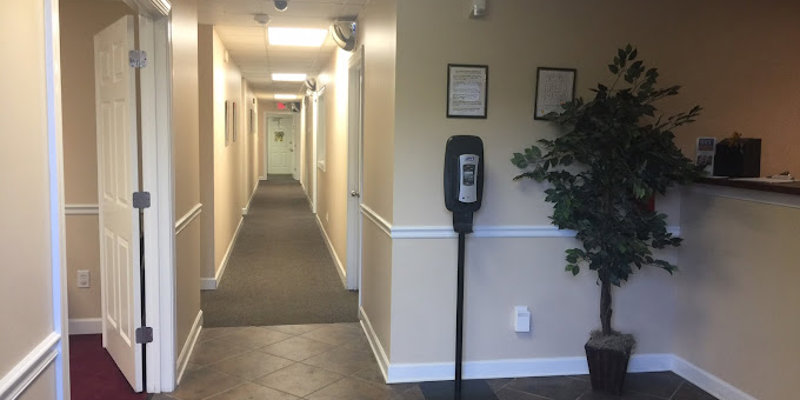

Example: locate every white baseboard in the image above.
[359,307,390,383]
[200,278,217,290]
[176,310,202,385]
[0,332,60,399]
[242,181,260,216]
[672,355,757,400]
[201,216,244,290]
[374,350,754,399]
[68,318,102,335]
[314,214,347,288]
[385,353,673,384]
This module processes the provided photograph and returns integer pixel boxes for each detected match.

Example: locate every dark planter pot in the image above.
[584,342,631,395]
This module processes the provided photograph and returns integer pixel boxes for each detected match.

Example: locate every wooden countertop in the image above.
[696,177,800,196]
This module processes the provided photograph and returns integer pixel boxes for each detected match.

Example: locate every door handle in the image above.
[350,191,360,198]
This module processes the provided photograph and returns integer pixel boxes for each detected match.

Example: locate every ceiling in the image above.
[197,0,369,99]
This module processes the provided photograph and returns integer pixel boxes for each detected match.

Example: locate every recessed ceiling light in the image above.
[274,94,299,100]
[268,27,327,47]
[272,73,307,82]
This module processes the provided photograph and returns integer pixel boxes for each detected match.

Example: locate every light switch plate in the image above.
[514,306,531,332]
[77,270,90,288]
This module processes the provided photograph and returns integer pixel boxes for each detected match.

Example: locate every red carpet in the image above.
[69,335,148,400]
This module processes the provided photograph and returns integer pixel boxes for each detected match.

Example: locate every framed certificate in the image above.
[447,64,488,119]
[534,67,576,120]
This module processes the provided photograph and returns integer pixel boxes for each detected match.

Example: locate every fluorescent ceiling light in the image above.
[274,94,298,100]
[272,73,307,82]
[268,27,328,47]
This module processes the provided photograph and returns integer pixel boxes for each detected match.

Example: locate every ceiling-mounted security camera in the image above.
[330,20,356,51]
[274,0,288,12]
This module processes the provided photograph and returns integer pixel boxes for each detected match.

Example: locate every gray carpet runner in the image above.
[201,175,358,327]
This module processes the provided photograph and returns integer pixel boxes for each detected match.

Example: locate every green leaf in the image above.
[511,153,528,169]
[511,44,700,299]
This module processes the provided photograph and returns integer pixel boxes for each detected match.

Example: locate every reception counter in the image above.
[696,177,800,196]
[672,179,800,400]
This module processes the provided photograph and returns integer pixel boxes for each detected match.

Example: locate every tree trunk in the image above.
[600,277,613,335]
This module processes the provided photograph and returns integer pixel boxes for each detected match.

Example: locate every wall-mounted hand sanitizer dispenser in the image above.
[444,135,484,233]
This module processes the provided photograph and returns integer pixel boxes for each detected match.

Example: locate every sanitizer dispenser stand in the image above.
[420,136,497,400]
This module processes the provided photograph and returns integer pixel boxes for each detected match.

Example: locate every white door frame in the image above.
[265,112,298,178]
[345,46,364,291]
[44,0,174,396]
[311,89,327,215]
[137,9,176,393]
[44,0,70,397]
[102,2,175,393]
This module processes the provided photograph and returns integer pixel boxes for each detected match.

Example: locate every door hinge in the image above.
[135,327,153,344]
[129,50,148,68]
[133,191,151,209]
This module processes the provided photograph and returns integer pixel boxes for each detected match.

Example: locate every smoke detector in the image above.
[254,13,270,25]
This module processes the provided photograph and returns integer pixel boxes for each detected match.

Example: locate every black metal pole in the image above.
[455,231,466,398]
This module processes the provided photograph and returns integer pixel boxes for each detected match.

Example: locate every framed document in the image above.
[224,101,230,145]
[447,64,488,119]
[534,67,576,120]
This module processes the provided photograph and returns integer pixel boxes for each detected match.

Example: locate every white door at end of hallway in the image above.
[268,116,295,175]
[94,15,143,392]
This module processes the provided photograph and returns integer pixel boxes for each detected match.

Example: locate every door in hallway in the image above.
[94,15,143,392]
[268,116,295,175]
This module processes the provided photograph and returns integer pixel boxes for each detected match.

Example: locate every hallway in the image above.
[201,176,358,327]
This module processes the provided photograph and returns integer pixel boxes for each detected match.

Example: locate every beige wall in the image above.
[256,100,272,180]
[18,364,56,400]
[357,0,398,358]
[386,0,689,366]
[302,98,314,194]
[198,26,262,281]
[198,24,216,280]
[375,0,800,382]
[314,48,355,275]
[172,0,201,357]
[359,0,396,224]
[676,190,800,400]
[0,0,59,394]
[212,28,243,276]
[60,0,133,321]
[246,88,260,193]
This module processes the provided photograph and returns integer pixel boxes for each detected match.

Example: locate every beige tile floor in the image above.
[151,322,717,400]
[151,323,422,400]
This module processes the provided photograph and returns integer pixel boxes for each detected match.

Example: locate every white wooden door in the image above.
[268,116,295,175]
[345,52,363,291]
[94,15,143,392]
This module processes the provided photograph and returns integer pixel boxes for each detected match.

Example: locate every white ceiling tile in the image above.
[199,0,367,97]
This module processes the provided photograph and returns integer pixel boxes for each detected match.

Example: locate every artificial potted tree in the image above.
[511,45,700,394]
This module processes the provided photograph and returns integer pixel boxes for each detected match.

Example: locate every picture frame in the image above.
[224,100,230,145]
[249,108,255,134]
[534,67,576,120]
[447,64,488,119]
[232,102,237,142]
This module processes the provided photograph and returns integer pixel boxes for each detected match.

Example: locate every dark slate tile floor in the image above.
[150,323,718,400]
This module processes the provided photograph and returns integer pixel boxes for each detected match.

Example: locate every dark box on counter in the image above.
[713,138,761,177]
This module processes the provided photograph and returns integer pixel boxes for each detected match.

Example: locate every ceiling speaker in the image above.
[330,21,357,52]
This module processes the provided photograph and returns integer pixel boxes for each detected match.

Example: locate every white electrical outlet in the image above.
[77,270,90,288]
[514,306,531,333]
